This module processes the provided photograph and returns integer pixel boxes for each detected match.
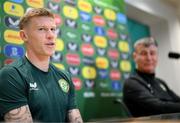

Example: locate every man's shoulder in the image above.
[50,64,71,80]
[124,74,141,83]
[124,73,149,89]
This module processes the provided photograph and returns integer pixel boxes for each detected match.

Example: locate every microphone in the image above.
[168,52,180,59]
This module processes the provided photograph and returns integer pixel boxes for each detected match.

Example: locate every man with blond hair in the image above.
[0,8,83,123]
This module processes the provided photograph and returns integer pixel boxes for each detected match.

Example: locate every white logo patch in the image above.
[29,82,39,90]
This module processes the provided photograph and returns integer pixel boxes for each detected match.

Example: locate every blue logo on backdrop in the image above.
[80,11,91,22]
[98,69,108,79]
[112,81,121,91]
[10,0,23,3]
[4,44,24,58]
[117,13,127,24]
[94,27,105,36]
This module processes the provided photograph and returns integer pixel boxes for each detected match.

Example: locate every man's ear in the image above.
[19,30,28,42]
[133,52,137,62]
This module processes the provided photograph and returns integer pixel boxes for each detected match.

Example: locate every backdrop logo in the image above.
[107,29,118,40]
[68,66,80,75]
[65,18,77,28]
[55,28,61,36]
[4,16,20,29]
[123,73,130,79]
[66,53,80,66]
[94,36,107,48]
[78,0,92,13]
[4,59,15,65]
[94,27,105,36]
[96,57,109,69]
[52,63,65,70]
[110,60,118,68]
[4,30,23,45]
[107,21,115,28]
[109,40,117,48]
[112,81,121,91]
[110,70,121,80]
[52,0,61,3]
[72,77,82,90]
[26,0,44,8]
[108,49,119,60]
[85,80,95,89]
[47,1,60,13]
[55,38,64,51]
[4,1,24,17]
[94,6,103,14]
[97,48,106,56]
[98,69,108,79]
[10,0,24,3]
[65,0,76,6]
[119,33,128,40]
[80,11,91,22]
[93,15,105,26]
[81,43,94,56]
[82,57,94,65]
[4,44,24,58]
[99,82,108,89]
[67,42,78,52]
[63,6,78,19]
[66,31,77,39]
[81,34,92,43]
[81,24,90,31]
[51,52,63,62]
[121,53,129,60]
[117,13,127,24]
[54,14,62,26]
[120,60,131,72]
[104,9,116,21]
[118,41,129,52]
[82,66,96,79]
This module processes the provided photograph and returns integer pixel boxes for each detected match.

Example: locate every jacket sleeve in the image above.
[158,79,180,102]
[123,78,180,115]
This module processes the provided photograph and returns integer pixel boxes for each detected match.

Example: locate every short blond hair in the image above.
[134,37,158,51]
[19,8,54,30]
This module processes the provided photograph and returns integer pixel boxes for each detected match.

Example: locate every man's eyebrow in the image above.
[36,25,56,28]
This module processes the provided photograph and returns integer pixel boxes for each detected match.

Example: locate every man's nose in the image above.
[46,30,56,38]
[146,53,152,59]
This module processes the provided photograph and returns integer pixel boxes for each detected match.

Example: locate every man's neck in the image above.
[25,53,50,72]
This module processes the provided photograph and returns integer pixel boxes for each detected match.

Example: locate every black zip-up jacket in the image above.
[123,70,180,117]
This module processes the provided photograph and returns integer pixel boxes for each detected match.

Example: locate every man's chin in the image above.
[47,51,55,56]
[144,69,155,74]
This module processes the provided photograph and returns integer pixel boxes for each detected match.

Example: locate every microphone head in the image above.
[168,52,180,59]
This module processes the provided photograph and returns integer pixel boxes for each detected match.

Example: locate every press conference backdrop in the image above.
[0,0,131,121]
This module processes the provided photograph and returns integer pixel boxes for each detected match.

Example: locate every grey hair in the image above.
[134,37,158,50]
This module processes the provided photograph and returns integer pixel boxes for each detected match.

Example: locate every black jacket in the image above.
[123,70,180,117]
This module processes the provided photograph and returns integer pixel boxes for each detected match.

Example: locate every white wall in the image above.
[125,0,180,95]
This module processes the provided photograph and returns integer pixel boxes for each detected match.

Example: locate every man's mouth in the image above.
[46,42,55,46]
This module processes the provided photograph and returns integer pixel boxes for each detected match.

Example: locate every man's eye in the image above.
[51,28,56,31]
[140,52,147,55]
[39,28,45,31]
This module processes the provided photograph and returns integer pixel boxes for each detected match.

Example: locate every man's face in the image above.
[22,16,57,57]
[133,44,158,74]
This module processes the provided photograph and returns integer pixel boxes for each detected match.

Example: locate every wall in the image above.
[125,0,180,95]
